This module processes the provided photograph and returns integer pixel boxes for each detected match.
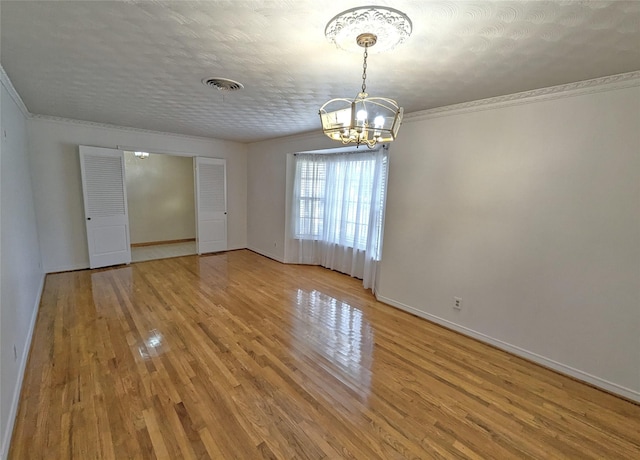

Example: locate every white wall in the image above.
[246,79,640,401]
[27,118,248,272]
[0,76,44,459]
[378,83,640,400]
[124,151,196,245]
[247,133,337,262]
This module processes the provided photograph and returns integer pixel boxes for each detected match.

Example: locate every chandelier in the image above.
[319,6,412,149]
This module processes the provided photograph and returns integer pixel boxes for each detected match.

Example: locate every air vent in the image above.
[202,77,244,91]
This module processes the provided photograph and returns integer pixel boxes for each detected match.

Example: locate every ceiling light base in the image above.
[356,33,377,48]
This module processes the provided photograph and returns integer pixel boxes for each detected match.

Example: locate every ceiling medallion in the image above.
[324,6,413,53]
[319,7,411,148]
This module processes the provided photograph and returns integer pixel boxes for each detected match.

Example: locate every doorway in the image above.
[124,151,197,262]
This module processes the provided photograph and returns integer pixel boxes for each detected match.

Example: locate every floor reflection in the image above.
[139,328,166,361]
[293,289,373,398]
[146,329,163,349]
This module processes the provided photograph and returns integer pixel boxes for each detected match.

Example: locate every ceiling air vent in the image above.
[202,77,244,91]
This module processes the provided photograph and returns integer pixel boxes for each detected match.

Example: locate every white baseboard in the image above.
[45,262,88,274]
[376,294,640,403]
[246,246,285,263]
[1,273,45,460]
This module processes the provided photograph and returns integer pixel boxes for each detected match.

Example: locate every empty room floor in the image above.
[131,241,196,263]
[9,250,640,458]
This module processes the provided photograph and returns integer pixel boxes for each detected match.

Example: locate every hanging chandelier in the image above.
[319,6,412,149]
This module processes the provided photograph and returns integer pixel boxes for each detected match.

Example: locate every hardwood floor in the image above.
[9,250,640,459]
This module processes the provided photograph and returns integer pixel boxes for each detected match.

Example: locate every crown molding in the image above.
[28,113,234,144]
[8,67,639,142]
[0,65,30,117]
[404,71,640,123]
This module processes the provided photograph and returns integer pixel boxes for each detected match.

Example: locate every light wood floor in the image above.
[131,241,196,263]
[10,250,640,459]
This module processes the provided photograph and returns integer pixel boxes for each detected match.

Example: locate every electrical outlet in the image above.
[453,297,462,310]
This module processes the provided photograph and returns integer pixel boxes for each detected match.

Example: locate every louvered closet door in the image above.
[79,146,131,269]
[195,157,227,254]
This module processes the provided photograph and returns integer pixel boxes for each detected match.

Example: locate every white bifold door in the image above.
[79,146,131,269]
[194,157,227,254]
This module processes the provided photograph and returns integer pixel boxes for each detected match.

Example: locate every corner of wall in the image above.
[1,68,46,458]
[0,66,30,119]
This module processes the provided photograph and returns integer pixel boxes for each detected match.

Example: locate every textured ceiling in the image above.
[2,1,639,143]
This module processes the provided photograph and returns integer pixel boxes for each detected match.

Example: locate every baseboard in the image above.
[1,273,45,460]
[131,238,195,248]
[246,246,285,263]
[46,262,89,274]
[376,294,640,403]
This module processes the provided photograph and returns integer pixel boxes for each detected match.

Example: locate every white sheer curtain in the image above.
[290,148,388,292]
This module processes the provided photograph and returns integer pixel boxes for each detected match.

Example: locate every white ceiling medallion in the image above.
[324,6,413,53]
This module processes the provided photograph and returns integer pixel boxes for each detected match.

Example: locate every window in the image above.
[296,159,326,239]
[293,150,388,259]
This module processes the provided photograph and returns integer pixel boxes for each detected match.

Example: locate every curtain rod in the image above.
[294,144,387,156]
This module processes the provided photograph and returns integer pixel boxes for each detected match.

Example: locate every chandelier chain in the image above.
[361,46,368,94]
